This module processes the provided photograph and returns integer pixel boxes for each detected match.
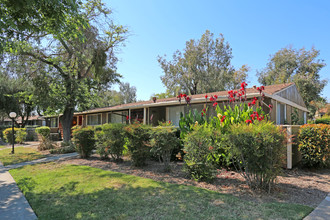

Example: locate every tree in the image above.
[4,0,127,141]
[95,82,137,108]
[0,0,80,52]
[158,30,248,95]
[257,46,328,117]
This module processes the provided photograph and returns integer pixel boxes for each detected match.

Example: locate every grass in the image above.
[10,163,313,220]
[0,147,45,166]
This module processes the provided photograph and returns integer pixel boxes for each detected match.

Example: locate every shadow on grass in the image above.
[13,165,313,220]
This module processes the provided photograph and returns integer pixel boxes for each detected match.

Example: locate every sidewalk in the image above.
[0,152,78,220]
[304,193,330,220]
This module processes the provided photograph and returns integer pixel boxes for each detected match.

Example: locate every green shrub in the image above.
[229,122,285,192]
[3,127,27,144]
[96,123,126,161]
[298,124,330,168]
[183,124,224,182]
[35,126,50,138]
[315,116,330,125]
[0,125,10,142]
[124,124,151,167]
[150,126,180,171]
[16,128,27,144]
[73,127,96,158]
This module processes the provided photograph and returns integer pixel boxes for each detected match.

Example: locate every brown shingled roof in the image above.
[77,83,295,114]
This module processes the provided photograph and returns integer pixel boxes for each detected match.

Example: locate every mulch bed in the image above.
[57,154,330,208]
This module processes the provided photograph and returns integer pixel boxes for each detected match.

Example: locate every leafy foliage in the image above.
[315,116,330,125]
[3,127,26,144]
[35,126,50,138]
[228,122,285,192]
[257,46,328,117]
[150,126,180,171]
[298,124,330,168]
[96,123,126,161]
[73,127,96,158]
[50,142,75,154]
[183,125,222,182]
[158,30,248,95]
[124,124,151,167]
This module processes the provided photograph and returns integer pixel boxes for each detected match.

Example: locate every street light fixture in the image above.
[9,112,17,154]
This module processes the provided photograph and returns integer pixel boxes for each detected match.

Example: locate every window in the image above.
[50,118,58,127]
[276,102,286,125]
[304,112,307,124]
[87,114,101,125]
[169,106,184,126]
[108,111,127,124]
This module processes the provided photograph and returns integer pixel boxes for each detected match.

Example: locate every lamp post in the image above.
[9,112,17,154]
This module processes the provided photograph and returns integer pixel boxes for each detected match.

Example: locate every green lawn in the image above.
[10,163,313,220]
[0,147,45,166]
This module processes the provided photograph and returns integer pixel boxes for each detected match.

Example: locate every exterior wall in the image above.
[101,113,107,124]
[276,85,307,107]
[286,105,292,125]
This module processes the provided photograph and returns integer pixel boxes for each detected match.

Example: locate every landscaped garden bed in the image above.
[10,162,313,220]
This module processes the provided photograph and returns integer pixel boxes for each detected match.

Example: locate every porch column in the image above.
[147,108,150,125]
[287,126,292,169]
[129,109,131,124]
[143,108,146,125]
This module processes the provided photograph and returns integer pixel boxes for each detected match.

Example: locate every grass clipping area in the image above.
[0,147,45,166]
[10,163,313,220]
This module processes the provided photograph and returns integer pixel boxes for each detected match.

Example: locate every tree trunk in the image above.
[60,106,74,142]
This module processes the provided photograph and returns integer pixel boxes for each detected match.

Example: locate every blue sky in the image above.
[105,0,330,102]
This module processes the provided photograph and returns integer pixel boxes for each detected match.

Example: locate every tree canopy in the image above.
[257,46,328,117]
[158,30,249,95]
[3,0,127,141]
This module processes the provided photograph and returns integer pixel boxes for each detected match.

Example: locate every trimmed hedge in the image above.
[315,116,330,125]
[2,127,27,144]
[124,124,151,167]
[73,127,96,158]
[35,126,51,138]
[298,124,330,168]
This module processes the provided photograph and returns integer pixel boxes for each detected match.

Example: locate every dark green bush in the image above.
[298,124,329,168]
[124,123,151,167]
[96,123,126,161]
[229,122,285,192]
[73,127,96,158]
[315,116,330,125]
[183,125,223,182]
[150,126,180,171]
[35,126,50,138]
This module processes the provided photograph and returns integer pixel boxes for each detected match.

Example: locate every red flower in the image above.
[213,102,218,107]
[201,112,204,116]
[221,115,226,122]
[205,95,208,99]
[228,90,233,94]
[203,108,206,113]
[248,102,251,107]
[257,87,260,91]
[252,100,256,105]
[210,96,215,102]
[253,97,258,101]
[183,94,187,98]
[269,104,273,109]
[214,95,218,99]
[180,93,183,97]
[245,119,252,124]
[126,116,130,121]
[261,86,265,90]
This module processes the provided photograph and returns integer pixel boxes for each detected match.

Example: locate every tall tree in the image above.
[4,0,127,141]
[119,82,137,104]
[158,30,248,95]
[257,46,328,117]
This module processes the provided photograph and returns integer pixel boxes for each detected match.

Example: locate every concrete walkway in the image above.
[304,193,330,220]
[0,152,78,220]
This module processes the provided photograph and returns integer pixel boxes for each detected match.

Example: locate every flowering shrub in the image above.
[298,124,330,168]
[150,126,180,171]
[179,109,208,138]
[124,124,151,167]
[73,127,96,158]
[183,124,224,182]
[96,123,126,161]
[228,121,285,192]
